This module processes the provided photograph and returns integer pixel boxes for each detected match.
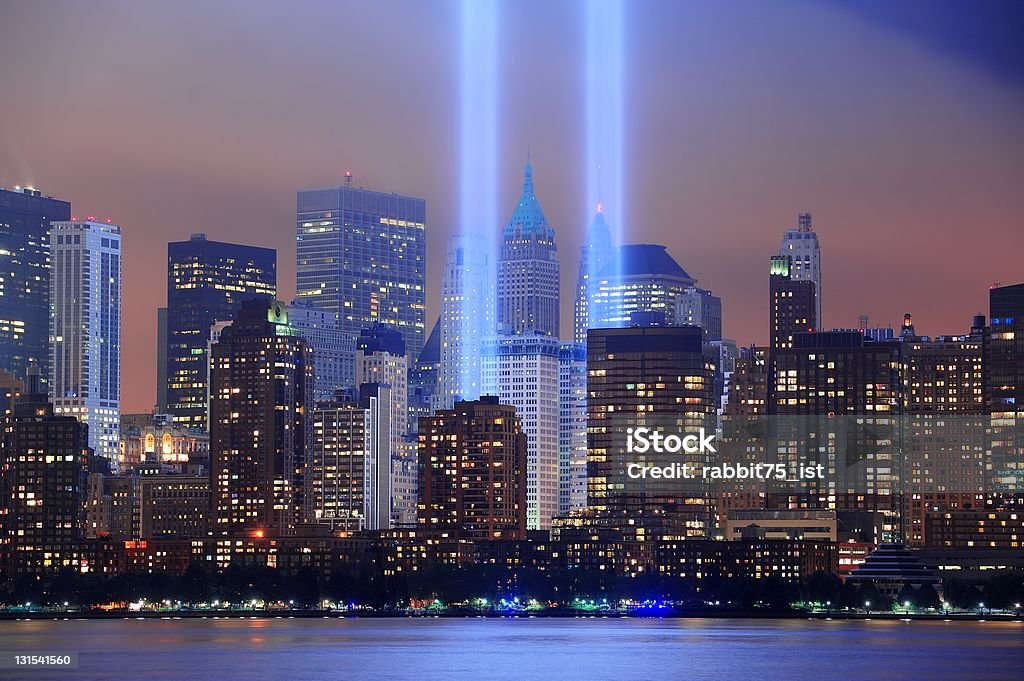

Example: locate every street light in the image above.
[904,600,911,614]
[864,600,871,611]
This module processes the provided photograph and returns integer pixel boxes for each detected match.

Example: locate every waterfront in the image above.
[1,617,1021,680]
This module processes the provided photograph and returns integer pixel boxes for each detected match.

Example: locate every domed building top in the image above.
[503,155,555,240]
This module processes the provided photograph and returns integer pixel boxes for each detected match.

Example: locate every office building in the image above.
[165,233,276,429]
[779,212,822,327]
[586,325,717,535]
[0,186,71,387]
[418,397,527,541]
[438,233,494,407]
[590,244,696,328]
[295,183,426,362]
[558,341,588,515]
[482,334,561,529]
[0,385,89,576]
[49,220,122,465]
[573,207,615,344]
[987,282,1024,491]
[209,299,312,537]
[769,255,816,351]
[307,397,369,531]
[287,301,356,400]
[355,323,408,529]
[497,159,560,337]
[676,286,723,341]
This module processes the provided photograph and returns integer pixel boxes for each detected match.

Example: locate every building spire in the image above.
[523,150,533,195]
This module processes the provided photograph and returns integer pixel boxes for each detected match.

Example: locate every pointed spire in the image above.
[523,150,534,196]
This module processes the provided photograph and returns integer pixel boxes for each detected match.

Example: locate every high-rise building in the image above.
[586,325,717,535]
[590,244,696,328]
[482,334,561,529]
[307,397,368,531]
[286,301,356,401]
[359,383,393,531]
[355,323,409,529]
[417,397,527,541]
[438,234,494,408]
[901,331,985,546]
[987,282,1024,491]
[0,186,71,387]
[558,341,588,515]
[772,331,901,542]
[779,212,822,327]
[209,299,312,537]
[409,318,440,429]
[295,184,426,362]
[0,385,89,577]
[574,207,615,344]
[676,287,723,341]
[769,255,816,351]
[497,159,559,337]
[49,220,122,465]
[165,233,276,430]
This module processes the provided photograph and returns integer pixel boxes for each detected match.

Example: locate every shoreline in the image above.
[2,610,1020,623]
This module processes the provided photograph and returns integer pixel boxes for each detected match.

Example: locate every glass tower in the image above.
[0,186,71,386]
[165,233,276,430]
[49,220,122,465]
[295,184,426,363]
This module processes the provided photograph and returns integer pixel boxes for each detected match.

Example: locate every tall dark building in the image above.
[0,383,89,577]
[0,186,71,386]
[586,325,717,536]
[418,397,527,541]
[295,184,427,363]
[165,233,276,430]
[497,159,560,337]
[987,282,1024,491]
[209,299,312,537]
[772,331,901,542]
[769,255,816,351]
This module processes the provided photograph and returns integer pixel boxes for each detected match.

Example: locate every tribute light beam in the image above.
[449,0,499,401]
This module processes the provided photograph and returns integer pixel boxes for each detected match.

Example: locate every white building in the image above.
[438,233,494,409]
[482,334,560,530]
[779,212,822,327]
[558,342,588,515]
[49,220,121,465]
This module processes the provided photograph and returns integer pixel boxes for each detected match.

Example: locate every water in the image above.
[1,617,1021,680]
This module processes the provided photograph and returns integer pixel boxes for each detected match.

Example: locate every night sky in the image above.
[1,0,1022,412]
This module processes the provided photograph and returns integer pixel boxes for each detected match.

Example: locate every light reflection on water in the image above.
[1,617,1021,681]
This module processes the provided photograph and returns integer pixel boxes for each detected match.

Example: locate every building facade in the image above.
[165,233,276,429]
[497,159,559,338]
[590,244,696,329]
[779,212,822,327]
[209,299,312,537]
[573,208,615,344]
[286,301,356,400]
[49,220,122,464]
[0,186,71,387]
[559,341,588,515]
[295,184,426,362]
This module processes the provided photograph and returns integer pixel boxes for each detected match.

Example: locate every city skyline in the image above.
[2,1,1022,412]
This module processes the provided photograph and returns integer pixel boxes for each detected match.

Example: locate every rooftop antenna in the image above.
[344,171,353,187]
[597,164,603,214]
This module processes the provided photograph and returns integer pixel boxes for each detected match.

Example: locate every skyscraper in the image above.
[586,325,717,535]
[209,299,311,537]
[779,212,822,327]
[0,186,71,387]
[295,184,426,362]
[50,220,122,465]
[558,341,588,515]
[0,382,89,577]
[418,397,527,541]
[307,396,369,531]
[987,282,1024,491]
[165,234,276,430]
[438,233,494,408]
[676,286,723,341]
[286,301,356,401]
[355,323,408,529]
[590,244,696,328]
[497,159,559,337]
[574,207,615,344]
[769,255,816,351]
[482,334,561,529]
